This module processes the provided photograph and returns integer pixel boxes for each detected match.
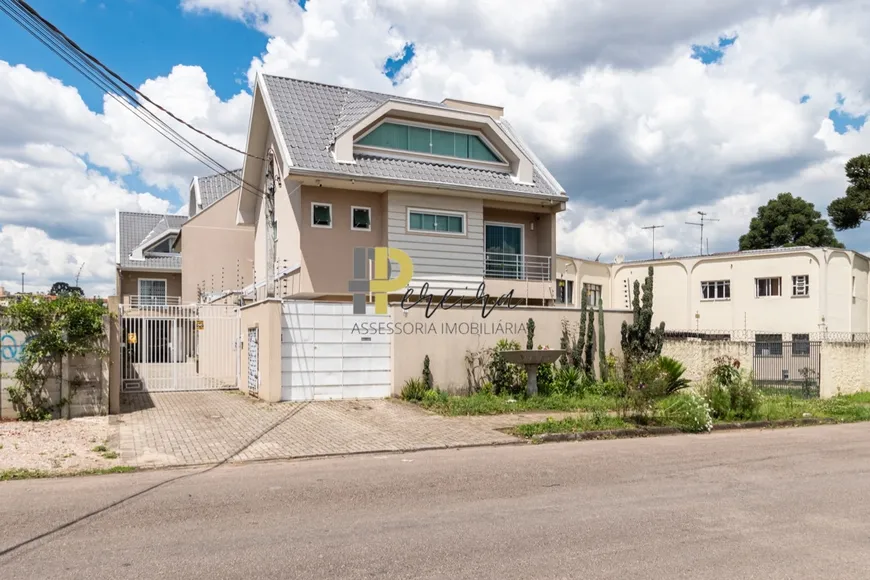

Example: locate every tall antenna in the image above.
[642,225,664,259]
[685,211,719,255]
[75,262,85,287]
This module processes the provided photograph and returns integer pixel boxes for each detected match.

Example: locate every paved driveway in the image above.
[118,392,518,467]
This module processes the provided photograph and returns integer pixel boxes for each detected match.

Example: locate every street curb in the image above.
[531,417,842,443]
[124,438,528,472]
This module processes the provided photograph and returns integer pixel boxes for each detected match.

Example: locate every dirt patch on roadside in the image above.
[0,416,121,473]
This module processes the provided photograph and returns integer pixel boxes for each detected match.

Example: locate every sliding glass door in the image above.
[485,223,523,279]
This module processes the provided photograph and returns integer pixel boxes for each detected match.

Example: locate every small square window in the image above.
[312,203,332,228]
[351,207,371,231]
[792,275,809,297]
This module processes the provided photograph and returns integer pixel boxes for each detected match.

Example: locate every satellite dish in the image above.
[614,254,625,264]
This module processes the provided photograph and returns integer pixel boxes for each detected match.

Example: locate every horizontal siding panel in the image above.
[405,256,483,269]
[391,246,484,260]
[388,233,482,247]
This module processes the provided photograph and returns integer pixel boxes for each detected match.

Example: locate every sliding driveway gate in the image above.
[120,303,241,393]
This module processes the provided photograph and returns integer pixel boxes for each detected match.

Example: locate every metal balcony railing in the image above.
[484,253,552,281]
[127,295,182,307]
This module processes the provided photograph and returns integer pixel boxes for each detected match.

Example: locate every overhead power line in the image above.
[0,0,264,199]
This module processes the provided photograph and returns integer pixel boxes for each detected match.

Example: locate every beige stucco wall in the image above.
[181,189,254,303]
[819,342,870,397]
[608,248,870,334]
[661,340,753,384]
[557,256,613,307]
[297,185,386,295]
[239,299,282,402]
[118,270,182,303]
[390,304,631,394]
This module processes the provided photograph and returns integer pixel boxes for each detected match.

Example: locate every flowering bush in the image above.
[663,392,713,433]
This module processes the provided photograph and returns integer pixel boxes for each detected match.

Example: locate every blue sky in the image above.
[0,0,265,110]
[0,0,418,199]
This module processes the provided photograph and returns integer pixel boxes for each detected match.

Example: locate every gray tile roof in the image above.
[118,212,187,270]
[261,75,566,198]
[198,168,242,210]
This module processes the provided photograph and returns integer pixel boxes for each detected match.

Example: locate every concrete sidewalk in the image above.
[118,392,520,467]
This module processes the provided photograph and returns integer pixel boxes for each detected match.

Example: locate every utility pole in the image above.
[642,225,663,259]
[21,272,24,294]
[685,211,719,255]
[264,150,277,298]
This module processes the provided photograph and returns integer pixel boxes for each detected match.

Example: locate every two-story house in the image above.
[557,246,870,337]
[115,211,187,306]
[235,74,568,305]
[175,168,254,303]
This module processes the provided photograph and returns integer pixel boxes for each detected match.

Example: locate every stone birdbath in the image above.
[500,349,567,396]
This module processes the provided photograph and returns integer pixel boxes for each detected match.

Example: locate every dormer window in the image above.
[145,235,179,255]
[356,121,504,164]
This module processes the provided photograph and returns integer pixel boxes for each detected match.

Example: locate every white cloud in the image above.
[4,0,870,297]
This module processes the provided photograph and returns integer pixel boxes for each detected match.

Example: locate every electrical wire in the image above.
[0,0,266,199]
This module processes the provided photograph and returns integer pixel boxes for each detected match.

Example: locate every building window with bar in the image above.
[792,275,809,297]
[756,277,782,297]
[557,279,574,305]
[755,333,783,356]
[701,280,730,300]
[583,283,602,307]
[793,333,810,356]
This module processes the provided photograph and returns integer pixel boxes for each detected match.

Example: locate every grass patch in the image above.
[417,392,621,416]
[0,465,137,481]
[91,444,108,453]
[102,451,119,459]
[754,393,870,423]
[513,415,631,437]
[512,393,870,438]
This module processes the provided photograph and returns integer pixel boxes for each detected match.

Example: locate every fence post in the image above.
[108,299,121,414]
[61,353,71,419]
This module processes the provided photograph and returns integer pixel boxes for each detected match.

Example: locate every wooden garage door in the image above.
[280,301,391,401]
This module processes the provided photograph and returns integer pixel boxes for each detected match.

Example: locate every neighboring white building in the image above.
[556,247,870,335]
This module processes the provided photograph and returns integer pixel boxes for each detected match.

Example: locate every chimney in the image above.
[441,98,503,120]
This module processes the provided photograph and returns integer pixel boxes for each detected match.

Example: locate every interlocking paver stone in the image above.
[119,392,519,468]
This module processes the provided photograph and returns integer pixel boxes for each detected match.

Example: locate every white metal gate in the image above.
[120,303,241,393]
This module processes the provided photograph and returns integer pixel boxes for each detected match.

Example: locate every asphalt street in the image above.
[1,423,869,579]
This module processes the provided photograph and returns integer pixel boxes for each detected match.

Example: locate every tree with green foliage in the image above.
[828,154,870,231]
[597,298,607,381]
[739,193,843,250]
[620,266,665,374]
[4,295,107,420]
[49,282,85,297]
